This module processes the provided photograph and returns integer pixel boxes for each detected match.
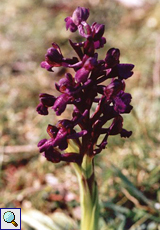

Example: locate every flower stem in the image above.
[72,155,99,230]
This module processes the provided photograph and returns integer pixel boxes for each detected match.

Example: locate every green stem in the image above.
[72,155,99,230]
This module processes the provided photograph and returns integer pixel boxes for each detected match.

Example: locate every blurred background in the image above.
[0,0,160,229]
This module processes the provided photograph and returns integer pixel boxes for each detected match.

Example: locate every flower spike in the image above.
[37,6,134,163]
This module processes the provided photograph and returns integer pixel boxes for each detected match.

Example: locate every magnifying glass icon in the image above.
[3,211,18,227]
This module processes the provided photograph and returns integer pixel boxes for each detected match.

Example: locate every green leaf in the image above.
[102,202,131,216]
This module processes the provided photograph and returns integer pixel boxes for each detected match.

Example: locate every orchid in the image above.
[37,6,134,230]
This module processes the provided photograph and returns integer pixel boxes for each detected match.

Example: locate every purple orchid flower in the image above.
[36,93,56,115]
[41,43,78,71]
[37,6,134,163]
[65,7,89,32]
[91,22,106,49]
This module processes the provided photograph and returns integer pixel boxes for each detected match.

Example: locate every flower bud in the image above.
[45,47,63,66]
[104,79,125,100]
[39,93,56,107]
[72,7,89,25]
[105,48,120,68]
[65,7,89,32]
[91,22,105,41]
